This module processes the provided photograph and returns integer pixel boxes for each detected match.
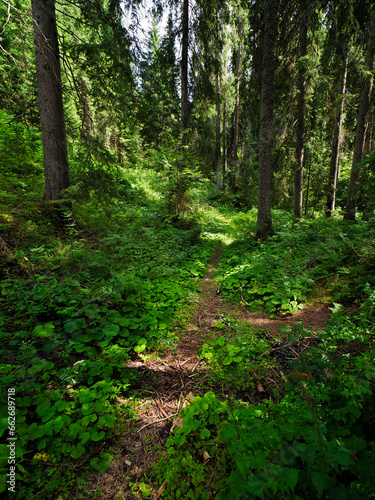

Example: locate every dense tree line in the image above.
[1,0,374,235]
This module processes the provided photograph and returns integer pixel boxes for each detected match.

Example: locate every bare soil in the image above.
[81,247,333,500]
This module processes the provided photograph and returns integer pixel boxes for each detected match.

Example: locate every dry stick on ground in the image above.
[153,480,166,500]
[180,356,195,366]
[156,399,169,419]
[137,413,178,434]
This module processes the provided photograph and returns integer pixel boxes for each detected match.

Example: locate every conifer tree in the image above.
[31,0,70,201]
[344,8,375,220]
[294,0,307,219]
[256,0,279,239]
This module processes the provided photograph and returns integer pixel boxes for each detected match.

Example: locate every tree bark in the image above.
[31,0,69,200]
[215,73,222,189]
[294,0,307,219]
[229,45,240,189]
[180,0,189,157]
[344,14,375,221]
[223,100,228,176]
[326,53,348,217]
[256,0,279,239]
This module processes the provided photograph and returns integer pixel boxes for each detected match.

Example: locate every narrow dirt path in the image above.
[83,246,332,499]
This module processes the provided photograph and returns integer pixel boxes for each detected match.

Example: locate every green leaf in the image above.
[81,403,93,415]
[200,428,211,439]
[32,322,55,337]
[80,432,91,444]
[91,430,105,441]
[90,453,112,474]
[103,324,120,338]
[134,337,147,353]
[311,471,330,497]
[213,320,225,329]
[280,467,299,490]
[64,318,86,333]
[71,443,85,459]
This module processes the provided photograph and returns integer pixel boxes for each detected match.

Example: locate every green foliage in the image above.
[200,320,274,391]
[0,159,219,498]
[0,111,44,200]
[156,302,375,498]
[218,213,375,313]
[153,213,375,499]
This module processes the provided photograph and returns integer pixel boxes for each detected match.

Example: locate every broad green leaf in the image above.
[64,318,86,333]
[71,443,85,459]
[33,322,55,337]
[91,430,105,442]
[311,471,330,497]
[90,453,111,474]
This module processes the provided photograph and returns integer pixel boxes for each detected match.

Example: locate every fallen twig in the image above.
[156,399,169,419]
[137,413,178,433]
[153,480,167,500]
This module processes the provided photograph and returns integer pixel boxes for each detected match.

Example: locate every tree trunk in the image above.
[326,53,348,217]
[31,0,69,201]
[180,0,189,157]
[256,0,279,239]
[215,74,222,189]
[294,0,307,219]
[344,14,375,221]
[223,100,228,176]
[229,46,240,189]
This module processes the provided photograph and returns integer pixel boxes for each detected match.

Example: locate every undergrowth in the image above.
[153,210,375,499]
[0,147,226,498]
[1,117,375,498]
[217,212,375,315]
[155,295,375,499]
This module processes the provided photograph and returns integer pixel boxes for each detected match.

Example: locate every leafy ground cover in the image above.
[0,157,226,498]
[153,211,375,499]
[217,210,375,315]
[1,152,375,499]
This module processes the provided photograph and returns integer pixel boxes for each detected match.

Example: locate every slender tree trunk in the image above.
[215,74,222,189]
[229,46,240,189]
[326,53,348,217]
[256,0,279,239]
[294,0,307,219]
[344,15,375,221]
[223,100,228,176]
[305,153,311,215]
[31,0,69,201]
[180,0,189,160]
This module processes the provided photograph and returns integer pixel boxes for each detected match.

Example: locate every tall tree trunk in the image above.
[326,53,348,217]
[229,46,240,189]
[223,100,228,177]
[305,152,311,215]
[344,14,375,221]
[256,0,279,239]
[31,0,69,201]
[294,0,307,219]
[180,0,189,159]
[215,73,222,189]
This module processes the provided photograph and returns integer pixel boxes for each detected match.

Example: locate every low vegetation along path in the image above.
[85,245,332,499]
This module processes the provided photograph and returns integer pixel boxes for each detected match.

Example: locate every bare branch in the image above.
[5,96,38,124]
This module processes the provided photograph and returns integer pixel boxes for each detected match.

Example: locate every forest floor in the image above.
[83,246,333,500]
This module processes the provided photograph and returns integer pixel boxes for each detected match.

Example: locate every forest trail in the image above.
[84,245,333,500]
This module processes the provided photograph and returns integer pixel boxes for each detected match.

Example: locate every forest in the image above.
[0,0,375,498]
